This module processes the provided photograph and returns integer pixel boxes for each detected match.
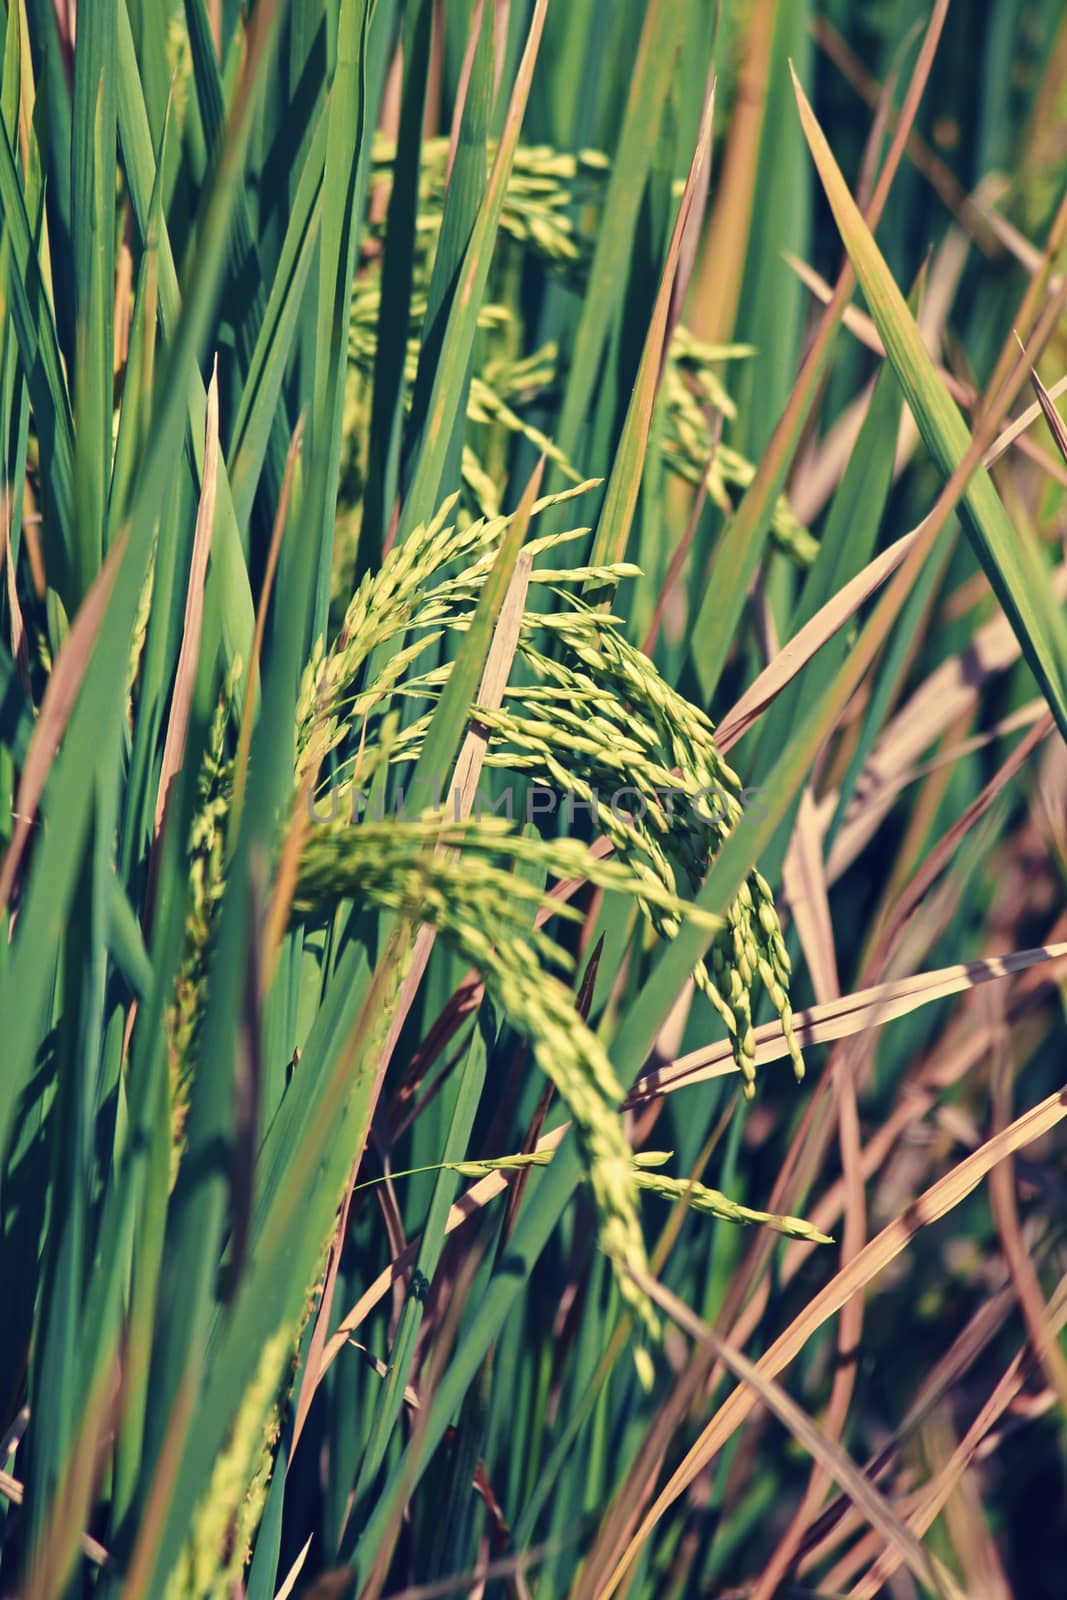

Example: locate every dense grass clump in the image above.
[2,2,1067,1596]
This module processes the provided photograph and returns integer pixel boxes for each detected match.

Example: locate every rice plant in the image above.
[2,1,1067,1596]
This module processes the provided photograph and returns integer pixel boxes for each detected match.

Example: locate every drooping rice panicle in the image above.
[340,137,817,564]
[292,812,707,1337]
[167,1327,293,1600]
[166,667,241,1180]
[299,492,803,1097]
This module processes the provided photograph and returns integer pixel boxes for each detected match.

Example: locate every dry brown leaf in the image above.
[605,1085,1067,1599]
[0,1468,109,1568]
[758,826,868,1599]
[628,941,1067,1105]
[721,430,1067,762]
[987,989,1067,1424]
[826,572,1067,881]
[0,530,129,911]
[717,527,923,752]
[623,1262,960,1600]
[848,1275,1067,1598]
[273,1534,314,1600]
[320,941,1067,1395]
[450,547,535,813]
[688,0,775,345]
[870,713,1054,972]
[2,492,29,687]
[788,246,1067,487]
[444,0,488,188]
[782,786,840,1006]
[790,374,875,528]
[835,698,1048,830]
[1029,361,1067,467]
[152,359,221,848]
